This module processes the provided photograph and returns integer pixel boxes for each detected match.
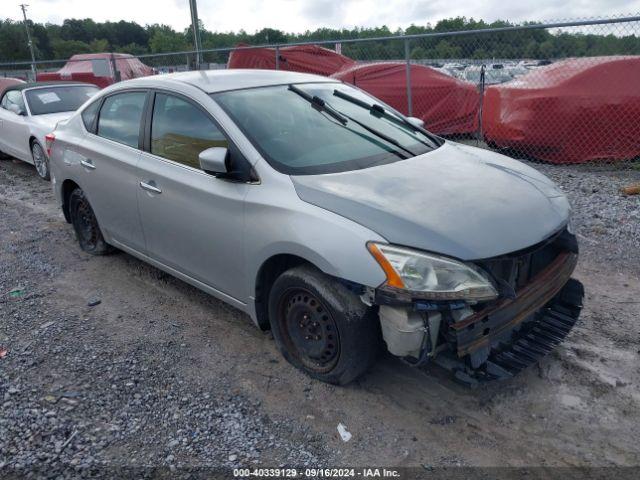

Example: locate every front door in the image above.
[137,92,248,300]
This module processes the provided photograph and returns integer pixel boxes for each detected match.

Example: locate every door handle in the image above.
[140,181,162,194]
[80,159,96,170]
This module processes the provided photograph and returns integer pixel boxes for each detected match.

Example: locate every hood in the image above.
[30,112,73,130]
[291,141,570,260]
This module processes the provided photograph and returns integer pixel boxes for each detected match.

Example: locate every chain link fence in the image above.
[2,15,640,167]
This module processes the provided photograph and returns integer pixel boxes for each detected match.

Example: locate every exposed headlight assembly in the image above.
[367,242,498,302]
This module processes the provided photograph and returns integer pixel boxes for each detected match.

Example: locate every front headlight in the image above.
[367,242,498,302]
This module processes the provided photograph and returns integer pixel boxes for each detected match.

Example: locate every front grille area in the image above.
[477,227,578,296]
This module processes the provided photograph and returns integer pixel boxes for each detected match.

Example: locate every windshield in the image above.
[212,83,440,175]
[25,85,99,115]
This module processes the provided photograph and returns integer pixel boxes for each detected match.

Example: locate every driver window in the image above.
[150,93,228,169]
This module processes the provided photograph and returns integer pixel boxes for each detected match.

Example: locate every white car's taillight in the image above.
[44,133,55,157]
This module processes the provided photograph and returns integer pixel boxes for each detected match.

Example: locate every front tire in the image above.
[31,141,50,180]
[69,188,112,255]
[268,264,380,385]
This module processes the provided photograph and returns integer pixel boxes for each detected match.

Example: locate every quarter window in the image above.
[150,93,228,169]
[81,100,101,132]
[97,91,146,148]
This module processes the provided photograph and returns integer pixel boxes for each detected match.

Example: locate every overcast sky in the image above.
[9,0,640,32]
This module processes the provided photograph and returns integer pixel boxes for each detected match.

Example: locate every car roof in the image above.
[3,81,98,93]
[121,69,337,94]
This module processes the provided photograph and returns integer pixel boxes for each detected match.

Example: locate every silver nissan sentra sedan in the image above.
[48,70,584,386]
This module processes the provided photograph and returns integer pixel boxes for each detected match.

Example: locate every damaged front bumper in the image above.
[375,250,584,387]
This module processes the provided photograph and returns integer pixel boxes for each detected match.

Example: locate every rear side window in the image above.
[81,100,101,132]
[97,91,146,148]
[150,93,228,169]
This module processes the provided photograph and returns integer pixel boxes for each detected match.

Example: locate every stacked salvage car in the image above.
[482,56,640,163]
[228,44,356,77]
[37,53,154,89]
[331,62,480,135]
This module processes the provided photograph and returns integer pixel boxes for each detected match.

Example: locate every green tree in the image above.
[410,46,427,59]
[148,25,190,53]
[89,38,109,52]
[0,19,31,61]
[120,42,148,55]
[2,15,640,63]
[52,38,91,58]
[251,28,287,44]
[430,40,462,59]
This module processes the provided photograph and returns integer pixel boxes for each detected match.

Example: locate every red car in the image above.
[37,53,153,89]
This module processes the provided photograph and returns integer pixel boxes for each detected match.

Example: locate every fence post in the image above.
[275,46,280,70]
[404,38,412,117]
[477,64,486,146]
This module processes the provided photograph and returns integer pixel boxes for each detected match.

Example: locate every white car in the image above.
[0,82,99,180]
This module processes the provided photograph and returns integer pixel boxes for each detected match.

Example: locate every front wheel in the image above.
[268,264,380,385]
[68,188,112,255]
[31,141,50,180]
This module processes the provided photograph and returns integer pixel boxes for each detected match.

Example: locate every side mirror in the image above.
[199,147,228,176]
[407,116,425,129]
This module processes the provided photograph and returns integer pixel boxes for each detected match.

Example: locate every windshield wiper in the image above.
[333,89,440,148]
[288,85,347,125]
[329,105,419,158]
[289,84,415,158]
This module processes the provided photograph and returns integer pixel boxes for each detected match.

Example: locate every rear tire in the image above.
[31,141,50,180]
[268,264,380,385]
[69,188,112,255]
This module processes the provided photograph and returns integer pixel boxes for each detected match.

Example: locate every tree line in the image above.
[1,16,639,64]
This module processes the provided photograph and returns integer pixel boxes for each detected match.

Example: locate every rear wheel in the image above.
[69,188,112,255]
[268,264,380,385]
[31,141,50,180]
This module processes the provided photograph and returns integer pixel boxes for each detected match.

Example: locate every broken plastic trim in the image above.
[451,252,578,358]
[434,278,584,387]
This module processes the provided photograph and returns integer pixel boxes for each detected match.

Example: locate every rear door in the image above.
[74,90,148,252]
[136,91,249,300]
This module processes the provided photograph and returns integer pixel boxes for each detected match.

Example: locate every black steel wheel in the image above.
[268,264,381,384]
[69,188,112,255]
[278,287,340,373]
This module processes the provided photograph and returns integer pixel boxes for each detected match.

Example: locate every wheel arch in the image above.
[254,253,321,330]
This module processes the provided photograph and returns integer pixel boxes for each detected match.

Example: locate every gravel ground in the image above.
[531,161,640,271]
[1,155,639,478]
